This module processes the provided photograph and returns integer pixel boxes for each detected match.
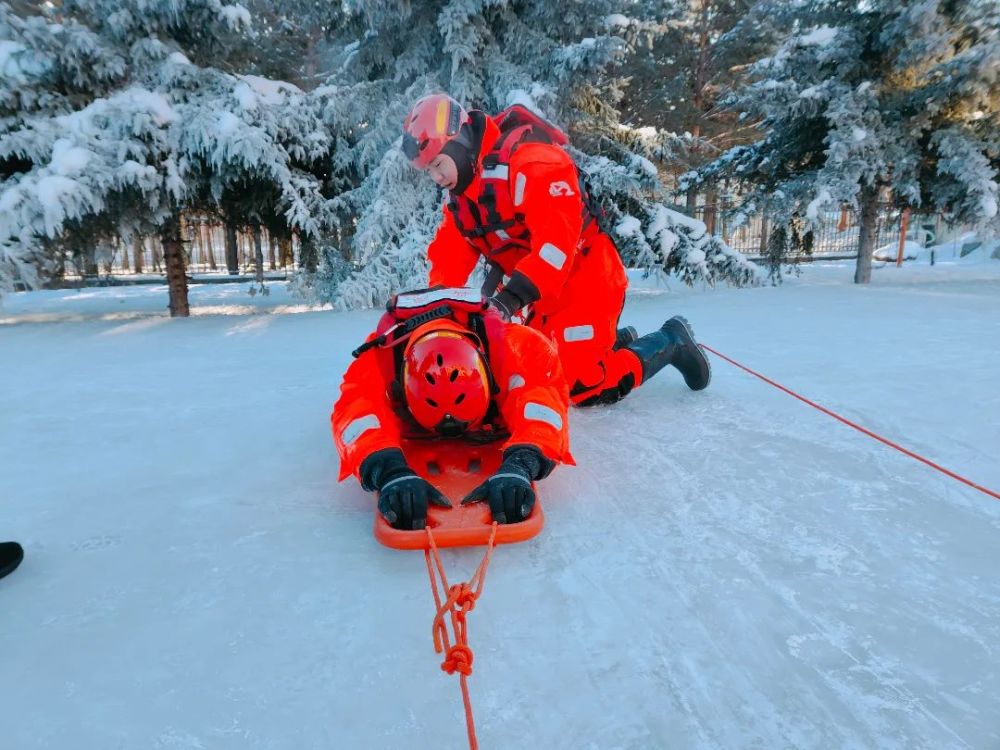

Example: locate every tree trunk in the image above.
[83,247,99,278]
[279,236,293,268]
[721,180,731,244]
[252,225,265,284]
[685,121,701,216]
[180,214,195,269]
[150,237,162,273]
[703,188,718,235]
[161,213,190,317]
[119,237,129,272]
[299,234,318,272]
[52,246,66,282]
[854,184,879,284]
[132,237,144,274]
[686,186,698,215]
[267,230,277,271]
[240,232,249,270]
[758,213,770,256]
[225,220,239,275]
[202,221,218,271]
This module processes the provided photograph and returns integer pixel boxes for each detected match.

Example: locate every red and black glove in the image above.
[360,448,451,530]
[461,445,554,524]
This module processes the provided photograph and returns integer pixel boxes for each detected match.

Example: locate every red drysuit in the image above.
[427,114,643,405]
[332,309,574,484]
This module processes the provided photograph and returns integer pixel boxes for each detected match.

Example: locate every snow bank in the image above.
[873,233,1000,264]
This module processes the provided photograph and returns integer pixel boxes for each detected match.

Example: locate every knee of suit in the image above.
[571,372,637,407]
[566,347,643,405]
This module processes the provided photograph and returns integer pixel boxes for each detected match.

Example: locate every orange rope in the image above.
[701,343,1000,502]
[424,523,499,750]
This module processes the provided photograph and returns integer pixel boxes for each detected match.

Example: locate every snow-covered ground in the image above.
[2,259,1000,749]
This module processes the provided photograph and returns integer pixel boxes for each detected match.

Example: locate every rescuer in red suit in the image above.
[401,93,712,407]
[332,288,573,530]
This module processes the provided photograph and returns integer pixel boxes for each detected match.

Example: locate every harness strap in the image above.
[448,120,605,249]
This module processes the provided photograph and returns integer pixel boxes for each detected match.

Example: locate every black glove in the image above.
[487,295,514,321]
[489,272,540,322]
[360,448,451,530]
[461,445,552,524]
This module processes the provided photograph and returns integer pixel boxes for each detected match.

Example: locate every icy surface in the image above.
[2,262,1000,749]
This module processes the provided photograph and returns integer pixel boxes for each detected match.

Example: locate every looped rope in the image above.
[424,523,498,750]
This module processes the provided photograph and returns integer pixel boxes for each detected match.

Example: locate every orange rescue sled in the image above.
[375,438,544,550]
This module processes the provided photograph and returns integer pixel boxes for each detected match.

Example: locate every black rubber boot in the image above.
[0,541,23,580]
[613,326,638,351]
[625,316,711,391]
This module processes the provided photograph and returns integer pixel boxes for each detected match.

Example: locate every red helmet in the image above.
[401,93,470,169]
[402,320,491,435]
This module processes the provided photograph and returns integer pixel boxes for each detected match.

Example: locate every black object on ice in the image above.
[0,541,24,580]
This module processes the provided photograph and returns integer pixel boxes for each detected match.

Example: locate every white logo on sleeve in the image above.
[548,180,575,197]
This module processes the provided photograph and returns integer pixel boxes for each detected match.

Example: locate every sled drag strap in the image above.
[424,523,499,750]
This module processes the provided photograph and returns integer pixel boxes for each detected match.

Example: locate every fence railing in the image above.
[695,201,948,259]
[53,201,961,285]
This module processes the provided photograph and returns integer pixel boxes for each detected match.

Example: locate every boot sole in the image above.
[664,316,711,390]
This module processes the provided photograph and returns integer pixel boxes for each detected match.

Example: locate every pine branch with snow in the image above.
[296,0,758,308]
[695,0,1000,283]
[0,0,333,305]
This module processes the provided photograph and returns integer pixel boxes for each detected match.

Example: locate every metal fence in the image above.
[59,201,957,283]
[695,201,947,259]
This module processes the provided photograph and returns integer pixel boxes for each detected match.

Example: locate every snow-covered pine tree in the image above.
[233,0,335,88]
[618,0,778,220]
[0,0,332,312]
[298,0,758,309]
[694,0,1000,283]
[1,2,125,290]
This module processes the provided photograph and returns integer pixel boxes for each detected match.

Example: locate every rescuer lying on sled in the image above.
[401,93,712,407]
[331,287,573,530]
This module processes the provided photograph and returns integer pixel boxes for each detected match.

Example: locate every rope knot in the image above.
[442,644,474,676]
[451,583,477,612]
[424,523,498,749]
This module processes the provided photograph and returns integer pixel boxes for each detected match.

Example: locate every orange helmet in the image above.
[401,93,470,169]
[402,320,491,436]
